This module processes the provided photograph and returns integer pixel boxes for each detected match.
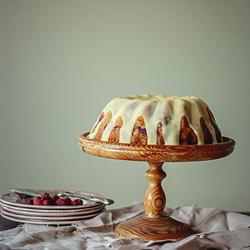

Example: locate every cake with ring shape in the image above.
[88,95,222,145]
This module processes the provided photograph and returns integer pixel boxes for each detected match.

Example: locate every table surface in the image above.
[1,212,250,232]
[1,205,250,250]
[0,215,21,231]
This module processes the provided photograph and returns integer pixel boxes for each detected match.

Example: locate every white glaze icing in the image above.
[88,95,220,145]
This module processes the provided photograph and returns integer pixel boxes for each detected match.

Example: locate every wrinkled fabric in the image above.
[0,202,250,250]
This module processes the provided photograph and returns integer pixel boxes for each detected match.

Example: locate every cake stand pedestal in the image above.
[78,133,235,242]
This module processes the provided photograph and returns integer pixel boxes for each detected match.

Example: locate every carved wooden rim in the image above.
[78,132,235,162]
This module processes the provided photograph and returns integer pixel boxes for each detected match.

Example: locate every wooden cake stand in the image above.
[78,133,235,242]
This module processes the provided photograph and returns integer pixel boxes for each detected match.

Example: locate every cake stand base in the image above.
[115,215,194,242]
[78,134,235,242]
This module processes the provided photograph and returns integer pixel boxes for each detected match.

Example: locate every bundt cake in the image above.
[88,95,222,145]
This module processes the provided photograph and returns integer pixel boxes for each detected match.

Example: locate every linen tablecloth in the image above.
[0,202,250,249]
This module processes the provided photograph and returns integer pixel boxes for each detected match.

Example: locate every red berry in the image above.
[34,196,43,205]
[23,199,34,205]
[41,193,50,201]
[51,194,59,203]
[64,197,72,206]
[71,199,83,206]
[55,198,65,206]
[22,194,84,206]
[22,199,28,204]
[43,199,52,206]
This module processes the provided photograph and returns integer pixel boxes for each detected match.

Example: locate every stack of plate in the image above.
[0,191,106,225]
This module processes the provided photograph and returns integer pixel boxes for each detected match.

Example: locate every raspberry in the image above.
[64,197,72,206]
[55,198,66,206]
[51,194,59,203]
[71,199,83,206]
[43,199,52,206]
[23,199,34,205]
[21,193,85,207]
[41,193,50,201]
[33,196,43,205]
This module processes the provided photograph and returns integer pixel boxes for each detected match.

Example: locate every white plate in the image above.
[0,191,104,210]
[1,202,105,216]
[1,208,104,221]
[0,190,108,225]
[1,211,102,225]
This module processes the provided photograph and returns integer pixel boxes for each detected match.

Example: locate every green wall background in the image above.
[1,0,250,211]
